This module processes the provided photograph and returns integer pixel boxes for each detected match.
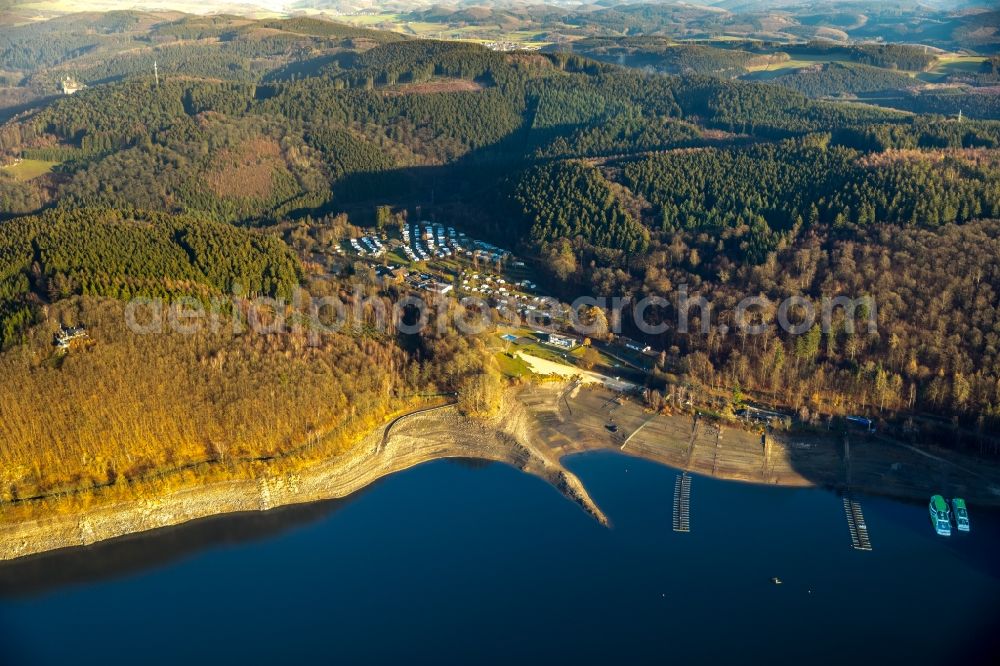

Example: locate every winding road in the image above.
[379,399,458,452]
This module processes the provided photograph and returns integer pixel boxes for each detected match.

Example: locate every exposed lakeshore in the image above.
[2,383,999,562]
[518,383,1000,504]
[0,394,607,562]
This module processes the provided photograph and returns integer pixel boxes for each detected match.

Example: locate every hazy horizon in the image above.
[3,0,993,20]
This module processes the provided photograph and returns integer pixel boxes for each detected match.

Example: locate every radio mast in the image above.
[154,60,159,87]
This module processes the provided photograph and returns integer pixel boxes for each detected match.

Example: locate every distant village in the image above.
[483,41,539,52]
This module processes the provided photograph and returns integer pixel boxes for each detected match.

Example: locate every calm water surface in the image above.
[1,451,998,665]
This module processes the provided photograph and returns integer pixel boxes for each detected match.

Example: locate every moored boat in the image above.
[929,495,951,536]
[951,498,970,532]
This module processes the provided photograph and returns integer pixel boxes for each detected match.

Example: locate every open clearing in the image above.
[917,54,987,83]
[744,54,852,76]
[384,78,485,95]
[1,159,57,181]
[932,54,987,71]
[516,352,636,392]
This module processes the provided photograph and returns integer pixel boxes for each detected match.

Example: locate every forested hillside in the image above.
[1,10,999,439]
[0,297,408,502]
[0,208,301,347]
[623,138,1000,236]
[634,220,1000,423]
[513,161,648,254]
[0,12,402,90]
[0,208,497,502]
[555,38,765,78]
[766,63,917,98]
[552,35,1000,121]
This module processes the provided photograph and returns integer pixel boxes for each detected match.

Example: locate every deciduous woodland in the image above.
[0,11,999,505]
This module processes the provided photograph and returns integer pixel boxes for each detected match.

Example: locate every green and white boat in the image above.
[951,498,970,532]
[929,495,951,536]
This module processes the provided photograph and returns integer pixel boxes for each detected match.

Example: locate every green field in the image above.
[933,54,987,70]
[738,49,993,89]
[918,54,988,83]
[494,332,640,379]
[1,159,57,181]
[743,51,983,83]
[744,54,854,78]
[495,351,531,378]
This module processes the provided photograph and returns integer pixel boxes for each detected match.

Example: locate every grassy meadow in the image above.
[1,159,57,181]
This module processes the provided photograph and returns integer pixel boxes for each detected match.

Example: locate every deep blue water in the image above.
[1,451,998,665]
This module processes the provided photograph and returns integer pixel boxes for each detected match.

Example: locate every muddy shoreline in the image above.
[0,399,606,562]
[3,384,998,562]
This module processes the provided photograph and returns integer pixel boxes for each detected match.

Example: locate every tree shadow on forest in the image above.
[290,103,551,235]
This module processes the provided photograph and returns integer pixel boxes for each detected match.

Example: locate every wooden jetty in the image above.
[841,434,872,551]
[672,472,692,533]
[843,495,872,551]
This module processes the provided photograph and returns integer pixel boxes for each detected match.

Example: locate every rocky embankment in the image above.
[0,398,607,562]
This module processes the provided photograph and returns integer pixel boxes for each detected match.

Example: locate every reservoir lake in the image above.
[1,451,998,665]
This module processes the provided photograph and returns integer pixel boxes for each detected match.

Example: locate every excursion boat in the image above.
[951,498,970,533]
[929,495,951,536]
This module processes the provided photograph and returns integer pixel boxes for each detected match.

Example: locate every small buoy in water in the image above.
[771,577,782,585]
